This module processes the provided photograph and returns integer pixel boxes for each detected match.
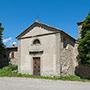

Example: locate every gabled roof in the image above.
[16,21,76,41]
[77,21,84,25]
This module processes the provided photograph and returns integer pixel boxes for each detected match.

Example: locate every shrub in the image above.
[1,64,18,71]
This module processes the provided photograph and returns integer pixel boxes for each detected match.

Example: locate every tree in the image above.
[0,23,5,58]
[81,11,90,38]
[78,12,90,66]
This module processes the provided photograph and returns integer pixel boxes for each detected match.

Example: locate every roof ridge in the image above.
[16,21,76,41]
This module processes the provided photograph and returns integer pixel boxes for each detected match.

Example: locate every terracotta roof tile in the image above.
[6,46,18,49]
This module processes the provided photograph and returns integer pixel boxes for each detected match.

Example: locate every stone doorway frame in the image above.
[33,57,40,76]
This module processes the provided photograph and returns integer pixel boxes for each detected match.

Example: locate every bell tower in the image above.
[77,21,84,40]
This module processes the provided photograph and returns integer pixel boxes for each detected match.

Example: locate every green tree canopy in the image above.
[78,31,90,66]
[78,11,90,66]
[81,12,90,38]
[0,23,5,58]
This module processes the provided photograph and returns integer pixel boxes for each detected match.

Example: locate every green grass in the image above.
[0,64,90,82]
[59,75,90,82]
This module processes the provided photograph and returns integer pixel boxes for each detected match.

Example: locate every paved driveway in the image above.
[0,77,90,90]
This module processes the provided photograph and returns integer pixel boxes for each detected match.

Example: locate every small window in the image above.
[33,39,40,45]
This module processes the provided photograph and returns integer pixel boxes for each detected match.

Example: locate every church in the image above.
[6,20,83,77]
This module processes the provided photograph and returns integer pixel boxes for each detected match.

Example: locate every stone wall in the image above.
[60,44,78,76]
[60,31,78,76]
[9,51,18,65]
[60,41,90,79]
[78,24,82,39]
[61,32,75,49]
[6,47,18,66]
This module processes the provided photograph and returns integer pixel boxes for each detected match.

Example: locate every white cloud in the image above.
[3,37,12,43]
[13,42,16,45]
[3,37,17,47]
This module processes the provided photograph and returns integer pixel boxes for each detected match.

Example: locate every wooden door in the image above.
[33,57,40,76]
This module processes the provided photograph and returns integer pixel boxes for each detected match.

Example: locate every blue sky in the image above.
[0,0,90,47]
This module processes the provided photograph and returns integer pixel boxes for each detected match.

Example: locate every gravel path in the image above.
[0,77,90,90]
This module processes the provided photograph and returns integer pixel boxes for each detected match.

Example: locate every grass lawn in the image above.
[0,64,90,82]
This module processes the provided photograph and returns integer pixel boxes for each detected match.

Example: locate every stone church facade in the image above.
[6,20,84,77]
